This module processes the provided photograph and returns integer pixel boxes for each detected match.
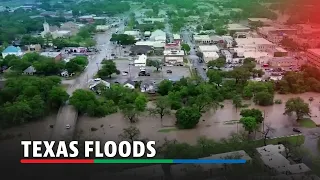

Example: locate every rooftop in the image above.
[235,38,274,45]
[163,50,184,56]
[40,52,61,58]
[227,24,250,31]
[199,45,219,52]
[2,46,21,53]
[248,18,272,22]
[256,144,311,174]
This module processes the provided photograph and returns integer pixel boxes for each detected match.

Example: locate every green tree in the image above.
[175,107,201,129]
[240,116,258,136]
[284,97,310,120]
[207,70,222,85]
[232,95,242,112]
[119,93,147,123]
[110,34,136,45]
[97,60,120,78]
[181,43,191,53]
[240,108,264,123]
[253,91,274,106]
[158,80,173,96]
[147,60,162,71]
[48,87,69,108]
[149,96,171,126]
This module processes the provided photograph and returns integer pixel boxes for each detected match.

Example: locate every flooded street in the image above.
[76,93,320,147]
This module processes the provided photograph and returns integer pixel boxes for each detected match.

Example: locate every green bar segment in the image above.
[94,159,173,164]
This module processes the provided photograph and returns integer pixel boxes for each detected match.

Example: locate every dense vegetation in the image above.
[0,76,69,128]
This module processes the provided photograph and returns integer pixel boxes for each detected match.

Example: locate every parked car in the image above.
[166,70,172,73]
[292,128,301,133]
[66,124,71,129]
[138,71,150,76]
[111,54,115,56]
[122,71,128,76]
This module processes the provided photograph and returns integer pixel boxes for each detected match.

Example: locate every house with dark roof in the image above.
[123,79,136,89]
[2,46,23,58]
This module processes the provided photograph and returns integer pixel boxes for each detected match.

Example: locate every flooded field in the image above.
[1,92,319,147]
[76,92,320,145]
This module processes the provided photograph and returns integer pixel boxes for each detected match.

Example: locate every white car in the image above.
[122,71,128,76]
[66,124,71,129]
[93,78,102,82]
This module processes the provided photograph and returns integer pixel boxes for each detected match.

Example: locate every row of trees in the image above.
[0,76,69,128]
[1,53,88,75]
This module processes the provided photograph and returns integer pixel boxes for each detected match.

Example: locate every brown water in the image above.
[1,92,319,146]
[75,92,320,145]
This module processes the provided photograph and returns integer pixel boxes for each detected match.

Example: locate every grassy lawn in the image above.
[264,134,305,146]
[158,127,179,133]
[298,118,317,128]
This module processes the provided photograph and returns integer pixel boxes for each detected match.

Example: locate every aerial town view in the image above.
[0,0,320,179]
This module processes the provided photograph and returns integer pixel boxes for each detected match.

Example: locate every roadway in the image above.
[181,29,208,80]
[50,21,125,141]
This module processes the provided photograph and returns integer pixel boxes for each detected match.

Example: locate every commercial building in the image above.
[150,30,166,42]
[235,38,276,52]
[40,52,62,61]
[165,41,181,51]
[203,52,220,63]
[134,54,147,66]
[268,57,299,69]
[256,144,311,175]
[194,35,212,44]
[173,34,182,42]
[258,26,298,43]
[306,48,320,69]
[221,50,233,63]
[198,45,219,52]
[248,18,272,26]
[227,23,251,33]
[164,49,184,64]
[124,30,141,41]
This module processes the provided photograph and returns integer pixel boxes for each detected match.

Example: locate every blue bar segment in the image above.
[172,159,246,164]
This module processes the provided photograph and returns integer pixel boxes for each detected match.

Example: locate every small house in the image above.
[23,66,36,75]
[123,79,136,89]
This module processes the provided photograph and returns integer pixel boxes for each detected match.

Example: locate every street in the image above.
[181,29,208,80]
[51,21,125,141]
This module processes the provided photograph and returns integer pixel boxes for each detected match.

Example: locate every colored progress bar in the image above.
[20,159,246,164]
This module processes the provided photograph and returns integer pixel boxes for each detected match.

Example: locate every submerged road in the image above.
[50,23,125,141]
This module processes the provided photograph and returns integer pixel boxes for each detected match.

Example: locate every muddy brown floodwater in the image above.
[75,92,320,145]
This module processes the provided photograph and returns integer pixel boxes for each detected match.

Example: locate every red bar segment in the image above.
[20,159,94,164]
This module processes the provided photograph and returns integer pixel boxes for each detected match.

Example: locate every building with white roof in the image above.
[124,30,141,40]
[173,34,181,41]
[227,24,251,33]
[40,52,62,61]
[203,52,219,63]
[235,38,276,53]
[256,144,311,175]
[221,50,233,63]
[150,30,166,42]
[134,54,147,66]
[194,35,212,44]
[198,45,219,52]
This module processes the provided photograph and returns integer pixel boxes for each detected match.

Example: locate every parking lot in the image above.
[112,59,191,83]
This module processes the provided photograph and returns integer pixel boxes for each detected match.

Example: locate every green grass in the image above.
[298,118,317,128]
[263,135,305,146]
[158,128,179,133]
